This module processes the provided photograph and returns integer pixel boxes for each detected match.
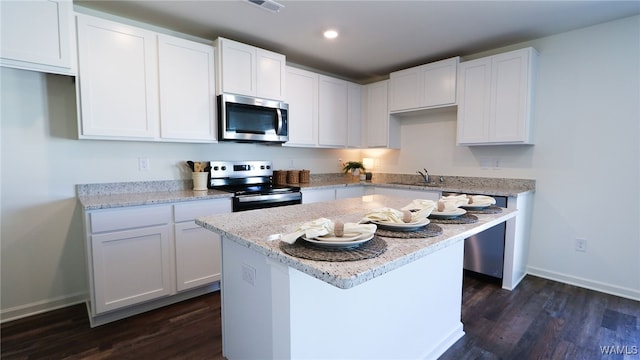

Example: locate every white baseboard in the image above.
[1,291,88,323]
[527,266,640,301]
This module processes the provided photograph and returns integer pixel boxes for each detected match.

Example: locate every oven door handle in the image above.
[236,193,301,203]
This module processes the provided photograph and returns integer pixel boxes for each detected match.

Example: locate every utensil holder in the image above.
[192,172,208,191]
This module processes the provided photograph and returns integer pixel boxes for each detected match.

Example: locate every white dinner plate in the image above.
[429,208,467,219]
[461,203,492,210]
[313,232,362,242]
[301,232,374,248]
[371,218,430,231]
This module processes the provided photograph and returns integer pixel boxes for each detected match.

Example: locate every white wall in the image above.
[364,15,640,300]
[0,68,358,320]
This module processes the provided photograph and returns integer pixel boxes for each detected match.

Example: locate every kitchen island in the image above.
[197,195,517,359]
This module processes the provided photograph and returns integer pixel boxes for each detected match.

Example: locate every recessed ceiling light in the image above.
[323,29,339,39]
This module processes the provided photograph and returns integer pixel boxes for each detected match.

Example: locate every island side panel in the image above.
[503,191,533,290]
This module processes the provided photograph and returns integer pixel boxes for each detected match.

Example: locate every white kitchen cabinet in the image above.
[336,186,365,199]
[284,66,318,147]
[158,35,216,142]
[457,47,538,145]
[388,57,459,113]
[302,188,336,204]
[76,14,217,142]
[347,83,364,148]
[285,66,362,149]
[215,37,286,101]
[364,80,400,149]
[374,187,440,201]
[0,0,76,75]
[76,14,159,140]
[318,75,348,147]
[174,200,228,292]
[84,198,231,326]
[89,206,173,314]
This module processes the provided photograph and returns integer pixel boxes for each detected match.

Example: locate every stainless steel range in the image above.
[208,160,302,212]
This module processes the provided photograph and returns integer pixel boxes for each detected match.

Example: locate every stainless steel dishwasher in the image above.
[443,192,507,281]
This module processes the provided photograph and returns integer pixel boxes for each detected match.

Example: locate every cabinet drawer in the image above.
[90,205,172,233]
[174,199,231,222]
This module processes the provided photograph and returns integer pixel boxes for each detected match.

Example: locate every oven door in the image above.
[218,94,288,143]
[233,192,302,212]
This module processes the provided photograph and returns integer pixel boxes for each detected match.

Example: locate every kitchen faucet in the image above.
[417,168,430,183]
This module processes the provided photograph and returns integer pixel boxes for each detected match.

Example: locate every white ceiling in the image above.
[75,0,640,84]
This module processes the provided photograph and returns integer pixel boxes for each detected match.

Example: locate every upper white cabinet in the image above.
[285,66,318,147]
[364,80,400,149]
[158,35,216,141]
[457,47,538,145]
[388,57,459,113]
[318,75,348,147]
[76,14,216,142]
[215,37,286,101]
[285,66,361,148]
[347,83,364,148]
[0,0,76,75]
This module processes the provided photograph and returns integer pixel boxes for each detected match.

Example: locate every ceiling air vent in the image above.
[247,0,284,13]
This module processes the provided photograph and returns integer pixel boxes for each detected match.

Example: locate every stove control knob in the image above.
[266,165,271,169]
[221,166,227,171]
[260,165,265,170]
[213,166,219,171]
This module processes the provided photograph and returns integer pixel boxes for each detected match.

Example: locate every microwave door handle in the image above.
[276,108,283,134]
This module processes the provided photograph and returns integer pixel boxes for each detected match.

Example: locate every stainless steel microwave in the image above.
[217,94,289,143]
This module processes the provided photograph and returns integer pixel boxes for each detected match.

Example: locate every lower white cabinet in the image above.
[84,198,230,326]
[336,186,365,199]
[302,188,336,204]
[374,187,440,201]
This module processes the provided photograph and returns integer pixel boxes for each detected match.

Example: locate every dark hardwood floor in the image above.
[2,275,638,359]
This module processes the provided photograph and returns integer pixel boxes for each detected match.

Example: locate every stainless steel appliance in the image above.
[209,160,301,212]
[217,94,289,143]
[463,195,507,281]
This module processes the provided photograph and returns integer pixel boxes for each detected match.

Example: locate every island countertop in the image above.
[196,194,517,289]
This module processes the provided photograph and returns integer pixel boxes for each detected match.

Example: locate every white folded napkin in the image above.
[281,218,376,244]
[466,195,496,206]
[360,207,406,224]
[437,194,469,212]
[400,199,436,220]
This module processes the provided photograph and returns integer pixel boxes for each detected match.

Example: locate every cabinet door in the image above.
[490,49,532,143]
[158,35,216,142]
[175,222,221,291]
[284,67,318,147]
[91,225,172,314]
[318,76,348,147]
[388,67,420,112]
[421,58,458,108]
[302,188,335,204]
[256,49,286,100]
[375,187,440,201]
[76,14,158,139]
[365,80,399,148]
[0,0,75,75]
[456,57,491,144]
[347,83,363,148]
[218,38,256,96]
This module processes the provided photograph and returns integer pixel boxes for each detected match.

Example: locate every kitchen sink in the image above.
[389,181,442,187]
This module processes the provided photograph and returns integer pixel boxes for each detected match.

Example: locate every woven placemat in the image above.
[464,205,503,214]
[280,236,387,262]
[429,213,479,224]
[375,223,443,238]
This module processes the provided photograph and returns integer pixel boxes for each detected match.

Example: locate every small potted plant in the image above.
[342,161,365,177]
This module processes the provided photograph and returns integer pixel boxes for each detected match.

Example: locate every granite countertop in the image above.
[76,174,535,210]
[196,195,517,289]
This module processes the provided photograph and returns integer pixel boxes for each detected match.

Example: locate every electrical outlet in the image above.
[138,158,150,171]
[241,264,256,286]
[575,238,587,252]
